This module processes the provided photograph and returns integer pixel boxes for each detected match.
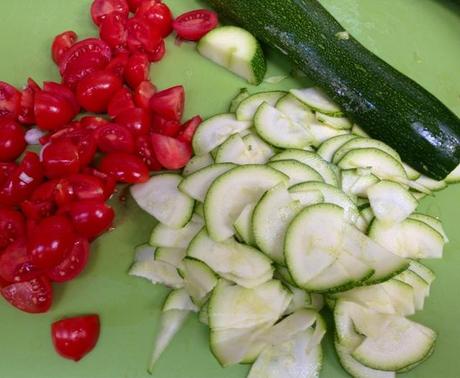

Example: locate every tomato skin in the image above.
[115,107,151,136]
[99,14,127,51]
[0,152,44,207]
[28,215,76,269]
[0,209,26,251]
[126,16,162,54]
[20,179,60,221]
[80,115,109,131]
[136,1,173,38]
[135,135,162,171]
[105,52,129,78]
[34,91,77,131]
[42,140,81,179]
[149,85,184,122]
[2,276,52,313]
[43,82,80,114]
[107,86,135,118]
[124,53,150,88]
[50,127,97,168]
[68,201,114,239]
[51,315,100,361]
[151,114,181,137]
[91,0,129,26]
[52,31,78,65]
[0,117,26,162]
[151,133,192,170]
[0,239,42,283]
[82,168,116,199]
[127,0,143,13]
[0,82,21,119]
[177,115,202,144]
[18,80,38,125]
[95,123,135,153]
[99,152,149,183]
[47,237,89,282]
[172,10,218,41]
[59,38,112,88]
[133,80,156,109]
[76,70,122,113]
[0,162,16,189]
[146,39,165,62]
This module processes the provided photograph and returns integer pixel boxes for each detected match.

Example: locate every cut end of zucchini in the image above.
[197,26,267,85]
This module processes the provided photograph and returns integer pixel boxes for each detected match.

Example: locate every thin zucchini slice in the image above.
[149,214,204,249]
[178,163,236,202]
[317,134,357,162]
[254,103,312,148]
[162,288,198,312]
[197,26,267,85]
[276,93,316,127]
[268,159,324,186]
[408,261,436,286]
[408,213,448,242]
[131,174,194,229]
[290,87,342,115]
[414,174,447,191]
[367,180,417,224]
[133,244,155,262]
[129,260,183,289]
[215,133,275,165]
[309,122,350,147]
[182,153,214,176]
[333,137,401,165]
[194,201,204,217]
[229,88,250,112]
[180,257,218,306]
[352,124,370,137]
[187,229,273,288]
[316,111,352,130]
[341,168,380,198]
[395,270,430,311]
[402,162,421,180]
[192,113,251,155]
[204,165,287,241]
[233,202,257,246]
[271,149,338,186]
[155,248,186,268]
[236,91,286,121]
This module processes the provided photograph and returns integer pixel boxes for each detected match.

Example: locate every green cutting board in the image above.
[1,0,460,377]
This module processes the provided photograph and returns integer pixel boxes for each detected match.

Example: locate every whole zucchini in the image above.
[207,0,460,180]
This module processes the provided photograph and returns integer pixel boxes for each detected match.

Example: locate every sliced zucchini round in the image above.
[236,91,286,121]
[317,134,357,162]
[130,174,194,229]
[215,133,275,165]
[149,214,204,249]
[229,88,250,113]
[290,87,342,115]
[309,122,349,147]
[234,202,257,246]
[182,153,214,176]
[155,247,186,268]
[413,174,447,191]
[268,159,324,186]
[276,93,316,127]
[341,168,379,198]
[204,165,288,241]
[316,112,352,130]
[408,213,448,242]
[181,257,217,307]
[333,137,401,164]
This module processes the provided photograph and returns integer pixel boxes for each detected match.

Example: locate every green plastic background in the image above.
[0,0,459,377]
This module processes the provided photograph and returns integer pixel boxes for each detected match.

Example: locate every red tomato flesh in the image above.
[42,140,81,178]
[173,10,218,41]
[0,82,21,119]
[149,85,184,122]
[47,237,89,282]
[0,117,26,162]
[52,31,78,65]
[2,275,52,313]
[91,0,129,26]
[107,86,135,118]
[0,209,26,251]
[115,107,151,136]
[98,152,149,183]
[151,133,192,170]
[133,80,156,109]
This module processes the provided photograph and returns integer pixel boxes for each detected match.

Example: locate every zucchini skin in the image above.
[207,0,460,179]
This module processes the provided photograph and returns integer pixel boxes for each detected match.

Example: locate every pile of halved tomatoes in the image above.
[0,0,218,321]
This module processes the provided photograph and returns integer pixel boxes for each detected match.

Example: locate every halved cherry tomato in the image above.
[0,152,44,206]
[136,1,173,38]
[0,117,26,162]
[0,82,21,118]
[76,70,122,113]
[149,85,184,122]
[20,179,60,220]
[127,0,143,13]
[146,39,165,62]
[42,82,80,114]
[51,314,100,361]
[126,16,162,54]
[0,239,41,283]
[151,115,181,137]
[18,79,39,125]
[177,115,202,144]
[82,168,116,199]
[80,115,109,131]
[2,275,52,313]
[55,174,106,207]
[0,162,16,188]
[51,31,78,65]
[59,38,112,88]
[105,52,129,77]
[91,0,129,26]
[151,133,192,169]
[95,123,135,153]
[0,209,26,251]
[135,135,162,171]
[124,53,150,88]
[99,152,149,183]
[115,107,150,136]
[47,237,89,282]
[173,10,218,41]
[67,200,114,239]
[51,127,97,168]
[28,215,75,269]
[107,86,135,118]
[133,80,156,109]
[99,14,127,51]
[42,140,80,178]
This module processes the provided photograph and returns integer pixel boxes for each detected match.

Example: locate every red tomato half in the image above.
[0,117,26,162]
[51,31,78,65]
[98,152,149,183]
[2,276,52,313]
[80,115,109,131]
[105,52,129,78]
[126,17,162,54]
[0,162,16,187]
[99,14,127,51]
[146,39,165,62]
[82,168,116,199]
[28,215,76,269]
[18,79,39,125]
[135,135,162,171]
[151,133,192,169]
[127,0,143,13]
[47,237,90,282]
[115,107,150,136]
[107,86,135,118]
[124,53,150,88]
[34,92,76,131]
[177,115,202,144]
[42,140,81,178]
[0,82,21,119]
[91,0,129,26]
[76,70,122,113]
[133,80,156,109]
[95,123,135,153]
[56,174,106,206]
[50,127,97,168]
[0,239,41,283]
[51,315,100,361]
[173,10,218,41]
[149,85,184,122]
[136,1,173,37]
[21,179,59,221]
[59,38,112,88]
[151,115,181,137]
[43,82,80,114]
[68,200,114,239]
[0,209,26,251]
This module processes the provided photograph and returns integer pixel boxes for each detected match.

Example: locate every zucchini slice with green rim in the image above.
[149,214,204,249]
[333,137,401,165]
[229,88,250,112]
[180,257,218,307]
[409,213,448,242]
[341,168,379,198]
[129,259,184,289]
[276,93,316,127]
[215,133,275,165]
[413,175,447,191]
[155,247,186,268]
[236,91,287,121]
[309,122,350,147]
[268,159,324,186]
[233,202,257,246]
[317,134,357,162]
[182,153,214,176]
[290,87,342,115]
[316,112,352,130]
